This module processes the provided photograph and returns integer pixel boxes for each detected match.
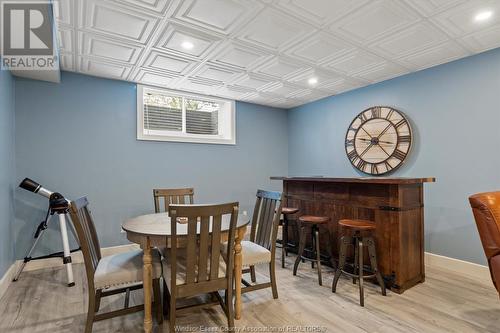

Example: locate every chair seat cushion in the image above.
[161,250,227,289]
[94,249,162,289]
[222,240,271,267]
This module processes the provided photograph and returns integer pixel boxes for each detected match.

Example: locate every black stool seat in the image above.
[293,215,333,286]
[332,219,386,307]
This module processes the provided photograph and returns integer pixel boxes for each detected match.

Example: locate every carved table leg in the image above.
[234,227,246,320]
[143,237,153,333]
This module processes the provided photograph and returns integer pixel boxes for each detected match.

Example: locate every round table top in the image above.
[122,212,250,237]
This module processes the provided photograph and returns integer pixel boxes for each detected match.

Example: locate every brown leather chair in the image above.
[469,192,500,296]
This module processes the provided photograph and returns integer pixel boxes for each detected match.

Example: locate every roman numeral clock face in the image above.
[345,107,412,175]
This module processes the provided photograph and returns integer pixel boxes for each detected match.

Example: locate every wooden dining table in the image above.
[122,212,250,333]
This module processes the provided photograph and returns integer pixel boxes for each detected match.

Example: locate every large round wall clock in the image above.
[345,106,412,175]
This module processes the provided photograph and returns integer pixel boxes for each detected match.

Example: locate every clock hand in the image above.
[377,124,392,139]
[378,144,390,157]
[360,127,374,139]
[357,137,394,145]
[359,143,374,157]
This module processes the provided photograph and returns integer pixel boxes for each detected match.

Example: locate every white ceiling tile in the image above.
[78,57,132,80]
[318,78,367,95]
[191,64,243,83]
[399,41,469,70]
[54,0,75,27]
[254,57,309,80]
[60,53,75,71]
[134,69,182,86]
[371,22,449,58]
[81,0,160,44]
[154,24,221,59]
[326,50,385,75]
[330,0,421,44]
[431,0,500,37]
[58,28,74,53]
[284,31,355,65]
[210,41,270,70]
[275,0,368,27]
[461,25,500,53]
[172,0,263,35]
[51,0,500,108]
[232,74,275,90]
[260,82,305,97]
[235,7,315,51]
[111,0,173,15]
[79,33,143,64]
[177,77,224,94]
[286,68,344,89]
[354,62,409,82]
[403,0,466,17]
[142,50,198,75]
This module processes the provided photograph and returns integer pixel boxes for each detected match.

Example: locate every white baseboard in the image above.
[425,252,490,283]
[0,243,139,301]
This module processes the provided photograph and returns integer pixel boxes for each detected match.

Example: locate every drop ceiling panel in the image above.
[172,0,262,35]
[79,33,143,64]
[330,0,421,44]
[431,0,500,37]
[142,50,198,75]
[154,24,221,59]
[54,0,500,108]
[461,25,500,53]
[275,0,369,27]
[235,7,315,51]
[81,0,160,43]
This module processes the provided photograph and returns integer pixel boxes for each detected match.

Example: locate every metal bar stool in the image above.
[293,215,333,285]
[277,207,299,268]
[332,219,386,306]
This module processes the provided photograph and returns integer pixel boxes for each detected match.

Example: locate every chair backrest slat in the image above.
[210,214,222,280]
[69,197,102,289]
[169,203,238,296]
[153,188,194,213]
[250,190,283,253]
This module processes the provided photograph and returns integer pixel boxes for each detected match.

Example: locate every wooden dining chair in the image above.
[69,197,163,333]
[153,188,194,213]
[225,190,283,298]
[163,203,239,333]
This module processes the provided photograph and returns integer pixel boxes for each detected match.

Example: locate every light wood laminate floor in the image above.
[1,251,499,333]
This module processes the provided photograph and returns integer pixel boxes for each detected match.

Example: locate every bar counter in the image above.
[271,176,436,293]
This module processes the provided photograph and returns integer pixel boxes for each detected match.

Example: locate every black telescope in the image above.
[19,178,54,199]
[14,177,76,286]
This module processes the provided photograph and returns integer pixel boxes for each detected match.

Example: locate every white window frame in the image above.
[137,85,236,145]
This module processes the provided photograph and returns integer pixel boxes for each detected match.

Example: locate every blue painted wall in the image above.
[0,68,15,277]
[14,72,288,258]
[288,47,500,265]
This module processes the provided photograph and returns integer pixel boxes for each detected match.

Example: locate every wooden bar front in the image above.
[271,176,435,294]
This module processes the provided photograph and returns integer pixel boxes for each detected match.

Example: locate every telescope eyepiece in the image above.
[19,178,41,193]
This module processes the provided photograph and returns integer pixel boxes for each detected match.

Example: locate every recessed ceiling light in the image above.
[475,10,493,22]
[181,41,194,50]
[308,77,318,85]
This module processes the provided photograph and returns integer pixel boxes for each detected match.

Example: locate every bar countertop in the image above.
[270,176,436,185]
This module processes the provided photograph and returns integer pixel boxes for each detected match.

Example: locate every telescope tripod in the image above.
[13,194,80,286]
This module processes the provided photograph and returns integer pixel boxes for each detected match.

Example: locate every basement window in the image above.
[137,85,235,145]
